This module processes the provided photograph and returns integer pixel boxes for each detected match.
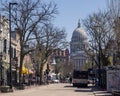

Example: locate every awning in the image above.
[29,69,34,74]
[22,67,29,74]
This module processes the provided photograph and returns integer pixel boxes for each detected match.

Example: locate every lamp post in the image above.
[9,2,17,89]
[94,25,102,87]
[0,53,2,85]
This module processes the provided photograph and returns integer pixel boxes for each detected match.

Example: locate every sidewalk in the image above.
[92,86,112,96]
[93,91,112,96]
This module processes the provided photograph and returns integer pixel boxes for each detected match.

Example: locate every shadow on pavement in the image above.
[64,85,74,88]
[74,85,93,93]
[75,89,92,92]
[64,84,112,95]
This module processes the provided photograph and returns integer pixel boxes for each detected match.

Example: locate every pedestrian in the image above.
[95,78,99,87]
[69,77,72,84]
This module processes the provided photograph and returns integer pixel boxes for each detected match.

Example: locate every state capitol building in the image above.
[70,20,88,71]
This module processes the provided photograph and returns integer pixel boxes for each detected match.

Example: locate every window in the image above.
[3,39,7,53]
[14,48,16,58]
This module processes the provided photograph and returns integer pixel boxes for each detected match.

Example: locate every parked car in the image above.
[52,79,59,83]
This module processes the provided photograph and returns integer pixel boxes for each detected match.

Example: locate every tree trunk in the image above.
[39,64,44,85]
[19,49,24,85]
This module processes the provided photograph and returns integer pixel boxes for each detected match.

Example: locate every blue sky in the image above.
[1,0,107,42]
[46,0,107,42]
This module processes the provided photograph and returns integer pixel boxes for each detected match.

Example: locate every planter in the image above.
[112,90,120,96]
[0,86,10,93]
[16,84,25,90]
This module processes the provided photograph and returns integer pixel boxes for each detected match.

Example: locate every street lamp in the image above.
[9,2,17,89]
[0,53,2,85]
[93,25,102,87]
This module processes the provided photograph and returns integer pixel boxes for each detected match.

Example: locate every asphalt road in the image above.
[0,83,94,96]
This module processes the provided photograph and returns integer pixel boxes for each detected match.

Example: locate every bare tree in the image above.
[83,10,114,67]
[107,0,120,64]
[83,10,116,87]
[33,23,68,84]
[59,61,73,78]
[2,0,58,84]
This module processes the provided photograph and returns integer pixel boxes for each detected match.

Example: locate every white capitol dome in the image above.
[71,20,87,43]
[70,20,88,71]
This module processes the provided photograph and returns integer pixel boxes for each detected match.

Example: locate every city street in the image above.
[0,83,94,96]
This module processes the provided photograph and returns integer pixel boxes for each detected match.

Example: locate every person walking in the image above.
[69,77,72,84]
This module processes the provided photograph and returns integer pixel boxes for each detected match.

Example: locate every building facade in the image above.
[0,15,10,85]
[49,48,66,73]
[0,15,21,85]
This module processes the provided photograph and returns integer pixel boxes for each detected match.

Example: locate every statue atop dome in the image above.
[77,19,81,28]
